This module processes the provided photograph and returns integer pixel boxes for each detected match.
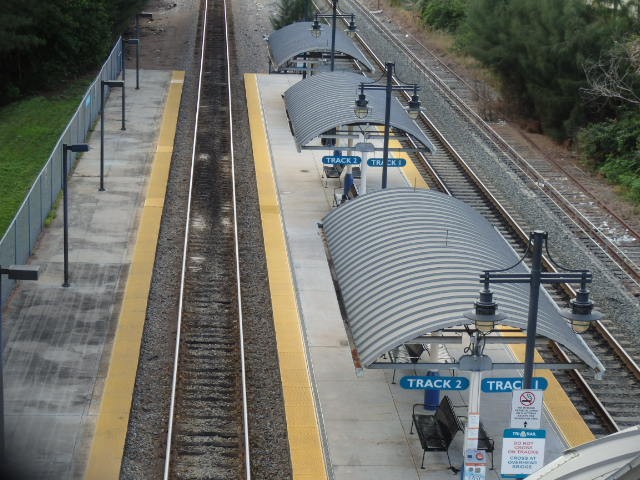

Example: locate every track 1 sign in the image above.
[481,377,548,393]
[322,155,361,165]
[400,375,469,390]
[367,157,407,167]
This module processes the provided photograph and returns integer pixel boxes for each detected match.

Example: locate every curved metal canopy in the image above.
[283,71,436,152]
[528,426,640,479]
[268,22,374,72]
[320,188,603,373]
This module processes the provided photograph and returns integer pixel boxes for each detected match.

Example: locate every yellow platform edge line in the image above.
[245,73,329,480]
[84,70,185,480]
[498,328,595,447]
[389,137,429,189]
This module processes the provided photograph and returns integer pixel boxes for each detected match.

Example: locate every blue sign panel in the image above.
[482,377,548,393]
[400,376,470,390]
[367,157,407,167]
[322,155,361,165]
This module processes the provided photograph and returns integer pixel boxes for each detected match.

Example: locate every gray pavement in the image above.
[2,69,171,479]
[257,73,568,479]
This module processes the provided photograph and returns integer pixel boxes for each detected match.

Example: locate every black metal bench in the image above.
[410,396,495,472]
[410,395,464,472]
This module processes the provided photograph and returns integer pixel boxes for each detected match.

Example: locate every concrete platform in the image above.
[249,73,593,479]
[2,69,175,479]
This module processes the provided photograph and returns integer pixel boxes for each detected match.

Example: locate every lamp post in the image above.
[125,38,141,89]
[135,12,153,40]
[62,144,89,287]
[354,62,421,189]
[464,230,602,389]
[310,0,357,72]
[0,265,39,461]
[100,80,125,191]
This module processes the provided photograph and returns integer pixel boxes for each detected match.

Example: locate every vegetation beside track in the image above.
[272,0,640,204]
[0,79,91,236]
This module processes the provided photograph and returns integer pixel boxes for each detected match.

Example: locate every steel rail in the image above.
[163,0,251,477]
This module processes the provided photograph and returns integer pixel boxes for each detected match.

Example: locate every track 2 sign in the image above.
[400,375,469,390]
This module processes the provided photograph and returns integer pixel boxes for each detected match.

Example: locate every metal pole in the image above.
[62,146,70,287]
[523,231,547,388]
[135,40,140,89]
[100,81,105,191]
[121,84,126,131]
[121,37,126,82]
[330,0,337,71]
[381,62,393,189]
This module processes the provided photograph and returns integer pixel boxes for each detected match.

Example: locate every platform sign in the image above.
[321,155,361,165]
[501,429,546,478]
[481,377,548,393]
[463,449,487,480]
[400,375,469,390]
[510,389,544,429]
[367,157,407,167]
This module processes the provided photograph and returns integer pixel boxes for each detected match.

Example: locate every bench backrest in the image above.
[435,396,464,439]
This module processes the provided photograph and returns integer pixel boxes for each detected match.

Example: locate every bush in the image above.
[578,112,640,202]
[420,0,467,32]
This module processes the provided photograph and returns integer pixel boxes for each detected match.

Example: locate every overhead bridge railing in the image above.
[0,37,123,305]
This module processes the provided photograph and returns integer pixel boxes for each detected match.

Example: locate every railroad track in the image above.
[317,0,640,436]
[163,0,250,478]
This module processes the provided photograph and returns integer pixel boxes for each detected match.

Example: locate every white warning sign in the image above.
[501,429,546,478]
[510,389,543,429]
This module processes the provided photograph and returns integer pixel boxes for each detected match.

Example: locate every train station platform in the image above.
[2,69,182,479]
[246,73,595,479]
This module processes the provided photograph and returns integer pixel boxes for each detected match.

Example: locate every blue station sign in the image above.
[367,157,407,167]
[400,375,470,391]
[322,155,361,165]
[481,377,548,393]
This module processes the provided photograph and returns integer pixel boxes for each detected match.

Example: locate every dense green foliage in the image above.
[270,0,310,30]
[0,0,145,105]
[458,0,633,139]
[0,79,90,234]
[578,113,640,202]
[419,0,467,32]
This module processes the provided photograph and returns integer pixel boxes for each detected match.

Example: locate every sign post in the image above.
[463,449,487,480]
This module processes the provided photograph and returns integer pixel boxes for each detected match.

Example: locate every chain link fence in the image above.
[1,38,123,305]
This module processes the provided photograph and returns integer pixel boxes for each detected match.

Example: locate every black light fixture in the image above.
[346,16,357,38]
[467,231,602,389]
[354,92,369,118]
[310,19,322,38]
[561,274,603,333]
[407,91,422,120]
[463,276,506,333]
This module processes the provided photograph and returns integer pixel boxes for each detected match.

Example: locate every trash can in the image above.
[424,370,440,410]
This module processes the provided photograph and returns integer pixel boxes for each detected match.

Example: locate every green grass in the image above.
[0,79,92,238]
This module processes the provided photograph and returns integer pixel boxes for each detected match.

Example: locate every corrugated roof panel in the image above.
[268,21,374,72]
[321,188,603,372]
[283,72,436,152]
[528,426,640,479]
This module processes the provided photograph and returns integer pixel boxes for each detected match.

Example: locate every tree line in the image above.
[417,0,640,201]
[0,0,146,105]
